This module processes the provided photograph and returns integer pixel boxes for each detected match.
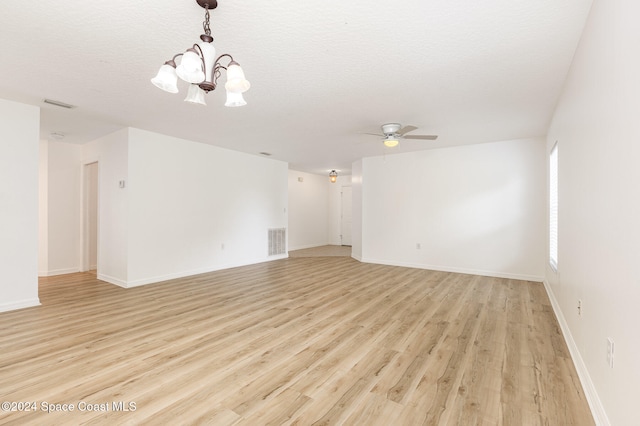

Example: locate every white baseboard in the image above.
[288,243,331,251]
[123,255,289,288]
[543,280,610,426]
[360,257,544,282]
[39,267,81,277]
[97,273,128,288]
[0,298,41,313]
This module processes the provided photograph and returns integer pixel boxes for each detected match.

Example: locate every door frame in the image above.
[81,160,100,272]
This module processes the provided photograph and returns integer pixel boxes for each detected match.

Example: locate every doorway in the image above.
[82,162,99,272]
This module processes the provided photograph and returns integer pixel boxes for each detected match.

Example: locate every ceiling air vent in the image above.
[43,99,75,109]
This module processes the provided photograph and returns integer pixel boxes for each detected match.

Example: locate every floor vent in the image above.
[268,228,286,256]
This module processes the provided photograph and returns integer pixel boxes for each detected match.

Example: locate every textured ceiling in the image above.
[0,0,593,175]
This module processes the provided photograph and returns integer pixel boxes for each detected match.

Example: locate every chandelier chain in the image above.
[203,5,211,36]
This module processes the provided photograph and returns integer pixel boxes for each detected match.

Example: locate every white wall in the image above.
[44,141,82,276]
[351,160,363,260]
[287,170,329,250]
[38,127,288,289]
[126,128,288,286]
[38,140,48,276]
[83,128,129,286]
[545,0,640,424]
[360,138,546,281]
[0,99,40,312]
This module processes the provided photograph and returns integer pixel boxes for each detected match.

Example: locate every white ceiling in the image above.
[0,0,592,175]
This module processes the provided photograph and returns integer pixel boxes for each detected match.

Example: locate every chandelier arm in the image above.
[192,44,205,59]
[211,54,235,86]
[213,54,236,68]
[164,53,183,68]
[191,43,207,74]
[212,65,223,87]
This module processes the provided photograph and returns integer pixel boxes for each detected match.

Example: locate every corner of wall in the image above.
[0,299,41,313]
[542,279,610,426]
[0,98,40,310]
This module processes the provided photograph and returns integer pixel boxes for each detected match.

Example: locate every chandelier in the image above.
[151,0,250,107]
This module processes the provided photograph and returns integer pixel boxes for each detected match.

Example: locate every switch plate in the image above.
[606,338,614,368]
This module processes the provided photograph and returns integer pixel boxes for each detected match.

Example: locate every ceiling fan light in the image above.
[176,49,205,83]
[383,137,399,147]
[224,90,247,107]
[184,84,207,105]
[151,64,179,93]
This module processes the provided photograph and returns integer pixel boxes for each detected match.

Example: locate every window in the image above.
[549,143,558,271]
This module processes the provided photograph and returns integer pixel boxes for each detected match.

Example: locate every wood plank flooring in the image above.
[0,257,594,425]
[289,245,352,258]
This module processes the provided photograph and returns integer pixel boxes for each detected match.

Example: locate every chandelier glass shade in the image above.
[151,65,179,93]
[225,91,247,107]
[185,84,207,105]
[151,1,250,107]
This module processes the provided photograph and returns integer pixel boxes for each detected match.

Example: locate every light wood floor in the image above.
[0,257,593,425]
[289,245,352,258]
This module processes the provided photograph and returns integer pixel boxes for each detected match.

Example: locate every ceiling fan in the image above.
[365,123,438,147]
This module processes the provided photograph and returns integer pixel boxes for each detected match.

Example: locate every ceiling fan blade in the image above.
[397,125,418,136]
[403,135,438,140]
[362,132,384,137]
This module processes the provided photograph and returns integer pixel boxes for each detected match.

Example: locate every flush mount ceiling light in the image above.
[151,0,250,107]
[329,170,338,183]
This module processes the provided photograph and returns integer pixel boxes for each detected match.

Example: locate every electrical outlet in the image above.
[577,299,582,316]
[606,338,614,368]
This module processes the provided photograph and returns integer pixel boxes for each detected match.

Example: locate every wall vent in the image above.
[268,228,286,256]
